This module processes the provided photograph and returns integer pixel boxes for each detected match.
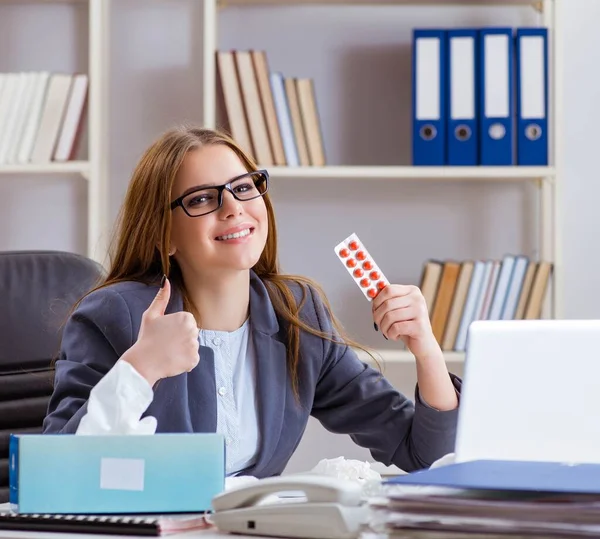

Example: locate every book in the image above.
[270,72,299,166]
[441,260,474,351]
[514,260,537,319]
[296,78,326,166]
[284,77,310,166]
[54,73,89,162]
[216,50,254,158]
[524,261,553,319]
[30,73,73,163]
[251,50,286,166]
[419,260,443,314]
[234,50,274,166]
[18,71,50,164]
[430,261,461,344]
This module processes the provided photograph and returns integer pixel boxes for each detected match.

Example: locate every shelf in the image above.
[357,349,465,364]
[219,0,539,6]
[0,0,86,3]
[0,161,90,177]
[264,166,554,181]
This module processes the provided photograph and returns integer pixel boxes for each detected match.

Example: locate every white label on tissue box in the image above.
[100,458,145,491]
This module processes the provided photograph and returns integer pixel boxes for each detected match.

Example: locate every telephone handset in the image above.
[210,475,369,539]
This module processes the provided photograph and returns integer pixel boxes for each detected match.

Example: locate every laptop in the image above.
[454,319,600,465]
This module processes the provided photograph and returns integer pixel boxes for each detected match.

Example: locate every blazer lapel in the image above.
[247,272,288,475]
[166,284,218,432]
[187,344,217,432]
[252,332,287,474]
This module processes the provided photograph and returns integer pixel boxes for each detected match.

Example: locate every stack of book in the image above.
[0,72,88,165]
[420,256,552,352]
[216,50,325,168]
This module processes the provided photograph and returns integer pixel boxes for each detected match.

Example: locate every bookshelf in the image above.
[266,166,555,181]
[357,349,466,365]
[0,0,87,3]
[0,0,109,264]
[203,0,561,364]
[0,161,90,176]
[218,1,543,6]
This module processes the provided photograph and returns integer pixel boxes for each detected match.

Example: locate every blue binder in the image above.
[412,29,447,166]
[516,28,549,165]
[386,460,600,495]
[478,28,514,166]
[447,29,478,166]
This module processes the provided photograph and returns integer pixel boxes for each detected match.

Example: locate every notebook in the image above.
[0,505,211,536]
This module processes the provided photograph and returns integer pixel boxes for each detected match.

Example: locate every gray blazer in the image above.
[43,271,461,477]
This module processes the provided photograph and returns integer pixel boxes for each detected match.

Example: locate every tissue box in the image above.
[9,433,225,514]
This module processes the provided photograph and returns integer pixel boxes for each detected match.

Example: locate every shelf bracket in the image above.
[80,170,90,181]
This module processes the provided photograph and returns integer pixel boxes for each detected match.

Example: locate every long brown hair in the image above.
[93,125,377,397]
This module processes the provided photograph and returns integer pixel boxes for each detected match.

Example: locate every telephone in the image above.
[210,475,369,539]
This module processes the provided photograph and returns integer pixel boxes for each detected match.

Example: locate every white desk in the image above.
[0,462,400,539]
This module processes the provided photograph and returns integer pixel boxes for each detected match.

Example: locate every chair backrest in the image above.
[0,251,104,503]
[0,250,104,373]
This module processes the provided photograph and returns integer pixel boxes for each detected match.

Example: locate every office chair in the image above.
[0,251,104,503]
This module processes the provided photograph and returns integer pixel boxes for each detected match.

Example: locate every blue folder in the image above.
[447,29,479,166]
[412,29,447,166]
[478,28,514,166]
[516,28,549,165]
[386,459,600,495]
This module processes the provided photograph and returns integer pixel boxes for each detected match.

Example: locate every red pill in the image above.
[362,261,373,270]
[360,278,370,288]
[353,268,363,278]
[367,288,378,299]
[356,250,366,261]
[346,258,357,268]
[370,270,380,280]
[377,281,386,290]
[339,248,350,258]
[348,241,359,251]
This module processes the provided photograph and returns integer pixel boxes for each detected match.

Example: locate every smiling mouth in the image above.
[215,227,254,241]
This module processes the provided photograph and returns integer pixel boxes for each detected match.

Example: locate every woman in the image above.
[43,126,460,477]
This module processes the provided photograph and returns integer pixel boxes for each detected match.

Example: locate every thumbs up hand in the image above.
[122,277,200,386]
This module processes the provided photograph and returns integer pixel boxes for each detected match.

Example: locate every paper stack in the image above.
[366,460,600,538]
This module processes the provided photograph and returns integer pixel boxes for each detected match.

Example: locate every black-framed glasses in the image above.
[170,169,269,218]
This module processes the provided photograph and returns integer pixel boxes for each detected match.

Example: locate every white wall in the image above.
[0,3,89,254]
[0,0,596,471]
[561,0,600,319]
[219,4,540,353]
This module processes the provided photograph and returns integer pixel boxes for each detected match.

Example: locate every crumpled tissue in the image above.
[430,452,455,469]
[310,456,382,483]
[75,359,157,435]
[224,475,259,491]
[307,456,383,497]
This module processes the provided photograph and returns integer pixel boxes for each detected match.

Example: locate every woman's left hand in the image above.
[372,284,442,361]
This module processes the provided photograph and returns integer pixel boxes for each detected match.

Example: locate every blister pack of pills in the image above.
[334,233,389,301]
